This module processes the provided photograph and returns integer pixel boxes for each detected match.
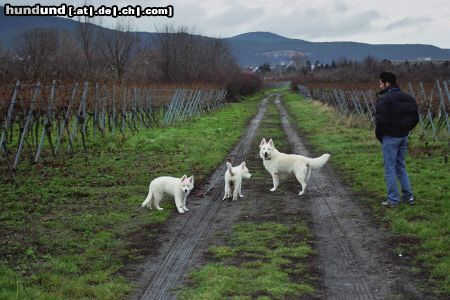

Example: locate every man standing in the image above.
[375,71,419,208]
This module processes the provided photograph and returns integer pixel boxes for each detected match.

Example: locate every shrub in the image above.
[225,72,263,101]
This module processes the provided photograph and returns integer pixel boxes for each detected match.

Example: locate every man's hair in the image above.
[379,71,397,85]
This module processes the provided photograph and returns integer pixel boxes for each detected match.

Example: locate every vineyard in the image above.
[0,81,226,181]
[297,80,450,140]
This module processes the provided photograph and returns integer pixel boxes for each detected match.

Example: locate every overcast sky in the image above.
[2,0,450,48]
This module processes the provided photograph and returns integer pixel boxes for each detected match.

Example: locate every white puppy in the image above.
[142,175,194,214]
[259,138,330,195]
[222,161,252,201]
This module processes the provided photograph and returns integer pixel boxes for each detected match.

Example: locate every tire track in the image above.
[135,96,270,300]
[274,95,425,300]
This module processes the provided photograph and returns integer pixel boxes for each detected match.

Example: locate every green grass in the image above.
[284,92,450,296]
[0,93,263,299]
[178,222,315,300]
[178,99,316,299]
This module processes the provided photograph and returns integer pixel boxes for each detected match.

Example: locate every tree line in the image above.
[284,56,450,87]
[0,19,262,98]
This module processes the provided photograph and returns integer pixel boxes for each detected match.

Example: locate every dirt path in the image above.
[131,94,426,300]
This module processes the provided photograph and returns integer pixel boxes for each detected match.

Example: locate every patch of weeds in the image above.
[178,222,315,300]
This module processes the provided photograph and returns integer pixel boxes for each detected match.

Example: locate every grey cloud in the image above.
[333,0,348,13]
[135,1,208,32]
[385,16,432,30]
[257,9,381,40]
[208,5,265,28]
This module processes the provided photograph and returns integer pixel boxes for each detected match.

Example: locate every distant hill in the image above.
[1,7,449,66]
[225,32,450,66]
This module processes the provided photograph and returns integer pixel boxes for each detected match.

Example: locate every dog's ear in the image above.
[226,162,232,169]
[268,139,274,147]
[188,175,194,184]
[181,175,187,181]
[241,162,246,168]
[260,138,267,148]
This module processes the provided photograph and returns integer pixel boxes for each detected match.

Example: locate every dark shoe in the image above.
[381,201,397,208]
[402,196,415,206]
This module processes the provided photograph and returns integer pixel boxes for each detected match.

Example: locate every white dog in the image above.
[259,138,330,195]
[222,161,252,201]
[141,175,194,214]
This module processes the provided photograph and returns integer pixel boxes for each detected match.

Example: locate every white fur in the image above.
[142,175,194,214]
[222,161,252,201]
[259,138,330,195]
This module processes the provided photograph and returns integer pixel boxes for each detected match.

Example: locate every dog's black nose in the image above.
[264,152,268,157]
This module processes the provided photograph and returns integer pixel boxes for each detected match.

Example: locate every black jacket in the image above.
[375,86,419,142]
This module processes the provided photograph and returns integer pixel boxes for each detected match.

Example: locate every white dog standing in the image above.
[142,175,194,214]
[259,138,330,195]
[223,161,252,201]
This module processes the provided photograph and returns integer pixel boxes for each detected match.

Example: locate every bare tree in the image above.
[153,26,238,84]
[177,26,197,81]
[75,16,98,75]
[2,22,246,88]
[129,47,161,83]
[197,37,237,83]
[17,28,59,81]
[58,30,84,81]
[153,25,179,82]
[99,19,140,83]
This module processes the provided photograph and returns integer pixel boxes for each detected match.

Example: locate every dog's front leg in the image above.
[223,180,230,200]
[238,178,244,198]
[182,195,189,211]
[270,173,279,192]
[174,194,185,214]
[232,182,239,201]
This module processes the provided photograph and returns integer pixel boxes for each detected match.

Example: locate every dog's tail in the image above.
[308,154,330,169]
[226,162,234,176]
[142,190,153,208]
